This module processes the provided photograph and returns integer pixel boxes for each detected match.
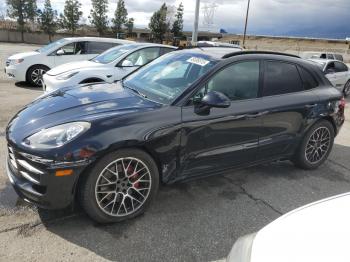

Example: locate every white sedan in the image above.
[5,37,133,87]
[226,193,350,262]
[309,59,350,97]
[43,43,177,93]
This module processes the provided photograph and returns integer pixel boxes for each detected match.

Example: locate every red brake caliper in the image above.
[128,166,140,189]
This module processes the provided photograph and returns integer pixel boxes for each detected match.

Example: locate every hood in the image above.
[250,193,350,262]
[8,51,40,60]
[7,82,160,143]
[46,60,104,76]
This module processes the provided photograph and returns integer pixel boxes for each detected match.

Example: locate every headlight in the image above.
[9,59,24,65]
[23,122,91,149]
[56,71,79,80]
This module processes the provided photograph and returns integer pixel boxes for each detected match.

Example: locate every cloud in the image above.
[2,0,350,38]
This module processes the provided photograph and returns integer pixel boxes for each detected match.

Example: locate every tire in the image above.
[26,65,50,87]
[343,80,350,97]
[78,149,159,223]
[292,120,334,170]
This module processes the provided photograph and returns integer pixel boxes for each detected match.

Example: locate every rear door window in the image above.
[334,61,348,72]
[262,61,304,96]
[87,42,118,54]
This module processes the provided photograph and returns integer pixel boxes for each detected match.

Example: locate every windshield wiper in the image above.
[123,83,147,98]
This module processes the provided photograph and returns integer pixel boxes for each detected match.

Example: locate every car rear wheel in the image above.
[27,65,50,87]
[343,80,350,97]
[79,149,159,223]
[292,120,334,170]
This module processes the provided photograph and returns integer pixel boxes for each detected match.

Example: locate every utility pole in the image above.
[192,0,200,46]
[243,0,251,48]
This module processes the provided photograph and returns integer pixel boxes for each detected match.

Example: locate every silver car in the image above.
[309,59,350,97]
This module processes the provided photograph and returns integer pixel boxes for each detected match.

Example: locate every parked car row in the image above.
[5,37,134,86]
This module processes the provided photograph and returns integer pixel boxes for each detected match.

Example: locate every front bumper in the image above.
[43,74,72,93]
[4,65,26,82]
[6,145,87,209]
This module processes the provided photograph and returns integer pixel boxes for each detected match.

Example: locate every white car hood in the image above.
[47,60,105,76]
[8,51,40,60]
[250,193,350,262]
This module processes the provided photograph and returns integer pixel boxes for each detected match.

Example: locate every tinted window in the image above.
[123,47,160,66]
[160,47,175,55]
[205,61,260,101]
[298,66,318,90]
[334,61,348,72]
[87,42,118,54]
[334,54,344,61]
[263,61,303,96]
[327,54,334,59]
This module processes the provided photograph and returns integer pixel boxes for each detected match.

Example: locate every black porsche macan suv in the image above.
[6,48,345,223]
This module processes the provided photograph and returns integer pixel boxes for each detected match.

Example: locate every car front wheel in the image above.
[27,65,49,87]
[79,149,159,223]
[293,120,334,170]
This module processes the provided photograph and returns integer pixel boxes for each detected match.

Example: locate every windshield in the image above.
[37,39,68,53]
[92,44,139,64]
[123,52,218,104]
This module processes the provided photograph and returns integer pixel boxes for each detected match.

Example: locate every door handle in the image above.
[305,104,317,109]
[246,111,269,118]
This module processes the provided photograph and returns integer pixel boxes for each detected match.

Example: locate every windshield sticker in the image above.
[187,57,210,66]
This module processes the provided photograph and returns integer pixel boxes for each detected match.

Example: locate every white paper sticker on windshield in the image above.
[187,57,210,66]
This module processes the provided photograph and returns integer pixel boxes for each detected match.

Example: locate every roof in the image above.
[179,47,242,60]
[63,37,134,44]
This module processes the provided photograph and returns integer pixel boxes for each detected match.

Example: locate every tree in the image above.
[89,0,108,36]
[38,0,57,41]
[6,0,38,41]
[171,2,184,38]
[112,0,127,35]
[149,3,168,43]
[125,17,134,37]
[25,0,37,23]
[59,0,82,35]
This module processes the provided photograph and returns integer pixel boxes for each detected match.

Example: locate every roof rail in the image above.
[222,50,300,59]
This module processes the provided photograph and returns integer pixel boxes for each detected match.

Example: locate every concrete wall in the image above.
[0,29,83,45]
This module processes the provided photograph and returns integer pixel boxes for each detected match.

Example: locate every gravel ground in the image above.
[0,42,350,262]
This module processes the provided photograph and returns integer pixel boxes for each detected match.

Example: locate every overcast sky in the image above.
[1,0,349,39]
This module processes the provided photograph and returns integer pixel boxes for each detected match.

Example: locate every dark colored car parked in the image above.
[6,48,345,223]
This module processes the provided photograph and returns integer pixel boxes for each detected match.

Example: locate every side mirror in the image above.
[56,49,65,56]
[201,91,231,108]
[195,91,231,115]
[120,60,134,67]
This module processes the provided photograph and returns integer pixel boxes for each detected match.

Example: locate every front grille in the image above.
[8,145,42,184]
[6,60,10,67]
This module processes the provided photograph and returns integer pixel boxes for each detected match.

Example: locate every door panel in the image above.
[257,90,319,159]
[180,102,262,176]
[179,60,263,177]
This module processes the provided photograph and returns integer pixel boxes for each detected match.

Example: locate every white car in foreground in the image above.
[226,193,350,262]
[309,59,350,97]
[5,37,133,87]
[43,43,176,93]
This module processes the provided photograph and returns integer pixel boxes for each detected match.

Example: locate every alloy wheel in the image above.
[31,69,46,86]
[305,127,331,164]
[95,157,152,217]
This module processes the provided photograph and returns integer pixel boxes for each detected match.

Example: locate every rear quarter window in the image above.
[297,66,319,90]
[262,61,304,96]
